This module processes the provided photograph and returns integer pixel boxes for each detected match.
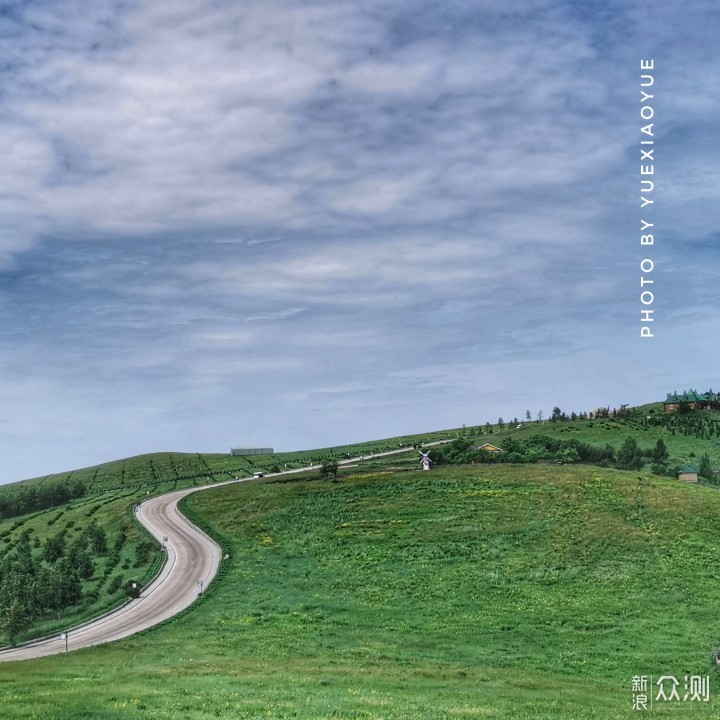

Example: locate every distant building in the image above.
[677,466,699,483]
[663,389,720,412]
[230,447,274,456]
[472,443,504,453]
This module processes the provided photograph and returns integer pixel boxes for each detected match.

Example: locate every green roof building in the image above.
[677,466,699,483]
[664,389,720,412]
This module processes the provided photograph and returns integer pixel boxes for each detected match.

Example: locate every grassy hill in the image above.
[2,426,459,497]
[5,403,720,510]
[0,428,456,645]
[3,402,720,716]
[6,401,720,502]
[2,463,720,718]
[2,401,720,642]
[466,403,720,472]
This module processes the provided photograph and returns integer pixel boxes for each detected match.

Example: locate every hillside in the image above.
[2,464,720,718]
[458,402,720,473]
[6,400,720,502]
[2,427,459,498]
[2,400,720,649]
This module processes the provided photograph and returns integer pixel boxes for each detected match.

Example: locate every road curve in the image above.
[0,439,454,663]
[0,484,226,662]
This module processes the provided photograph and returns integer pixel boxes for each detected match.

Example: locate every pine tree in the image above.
[616,438,644,470]
[699,454,714,482]
[652,438,669,464]
[85,522,108,555]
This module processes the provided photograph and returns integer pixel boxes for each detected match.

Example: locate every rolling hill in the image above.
[2,402,720,717]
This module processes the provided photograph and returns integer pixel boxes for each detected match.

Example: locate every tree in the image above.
[551,406,563,422]
[558,447,580,463]
[68,539,94,580]
[43,532,66,564]
[319,459,339,482]
[0,598,33,645]
[699,454,714,482]
[616,438,644,470]
[85,522,107,555]
[47,560,82,613]
[525,410,532,421]
[497,418,505,429]
[537,410,544,424]
[12,535,37,578]
[651,438,669,464]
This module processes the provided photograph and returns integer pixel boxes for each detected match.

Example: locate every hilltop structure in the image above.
[230,447,274,456]
[471,443,504,453]
[663,390,720,413]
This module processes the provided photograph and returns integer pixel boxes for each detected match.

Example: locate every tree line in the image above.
[0,479,87,522]
[427,435,704,478]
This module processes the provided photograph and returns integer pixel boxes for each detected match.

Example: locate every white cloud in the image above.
[342,56,434,94]
[327,175,429,214]
[0,0,717,482]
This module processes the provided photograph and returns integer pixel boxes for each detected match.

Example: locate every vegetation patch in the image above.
[2,464,720,718]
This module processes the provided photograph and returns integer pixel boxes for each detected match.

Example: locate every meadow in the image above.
[2,463,720,718]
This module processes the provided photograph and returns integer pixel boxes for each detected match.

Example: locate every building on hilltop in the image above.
[230,447,274,456]
[663,389,720,413]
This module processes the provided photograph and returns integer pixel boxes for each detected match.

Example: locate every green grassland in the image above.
[2,463,720,718]
[0,428,453,645]
[2,402,720,649]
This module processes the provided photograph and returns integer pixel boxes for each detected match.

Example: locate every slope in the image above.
[1,463,719,719]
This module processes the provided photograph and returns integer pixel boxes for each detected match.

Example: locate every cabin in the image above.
[663,389,720,413]
[677,467,698,483]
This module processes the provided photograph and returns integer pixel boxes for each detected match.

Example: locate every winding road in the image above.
[0,439,453,663]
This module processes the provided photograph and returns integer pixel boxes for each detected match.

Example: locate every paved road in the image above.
[0,438,454,662]
[0,485,224,662]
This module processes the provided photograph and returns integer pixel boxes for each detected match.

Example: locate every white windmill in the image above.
[419,451,432,471]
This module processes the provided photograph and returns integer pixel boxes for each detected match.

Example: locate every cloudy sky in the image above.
[1,0,719,483]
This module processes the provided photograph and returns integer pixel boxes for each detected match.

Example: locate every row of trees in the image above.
[430,436,616,467]
[428,435,695,477]
[0,479,87,522]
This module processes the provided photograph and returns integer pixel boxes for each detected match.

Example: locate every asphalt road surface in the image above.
[0,438,453,662]
[0,485,223,662]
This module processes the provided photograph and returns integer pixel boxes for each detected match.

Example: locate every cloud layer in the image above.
[0,0,719,481]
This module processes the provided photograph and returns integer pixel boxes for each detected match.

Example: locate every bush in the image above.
[107,574,124,595]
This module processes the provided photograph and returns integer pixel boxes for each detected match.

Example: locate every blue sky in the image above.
[1,0,719,483]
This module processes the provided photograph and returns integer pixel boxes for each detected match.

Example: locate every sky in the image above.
[1,0,720,483]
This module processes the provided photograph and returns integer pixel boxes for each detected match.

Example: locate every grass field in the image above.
[2,463,720,718]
